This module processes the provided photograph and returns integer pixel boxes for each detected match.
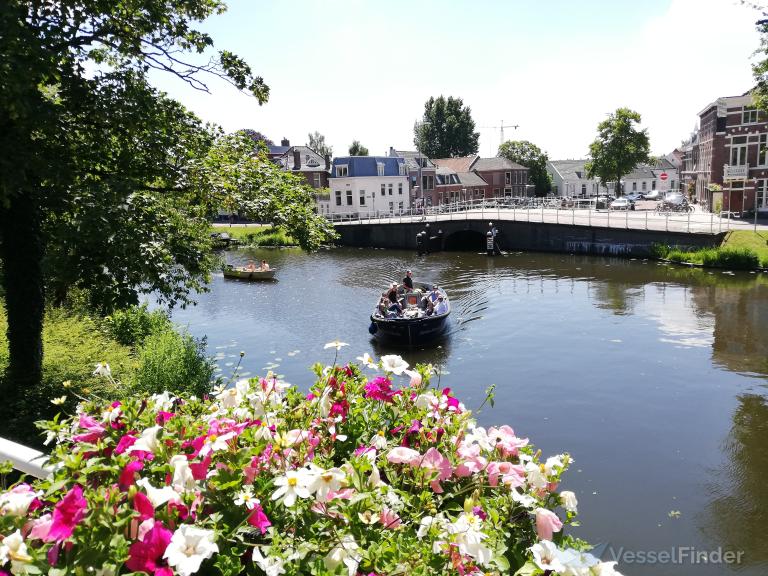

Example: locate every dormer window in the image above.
[336,165,348,177]
[399,163,406,176]
[377,163,385,177]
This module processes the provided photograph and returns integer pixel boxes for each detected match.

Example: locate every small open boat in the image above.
[369,283,450,345]
[222,265,276,281]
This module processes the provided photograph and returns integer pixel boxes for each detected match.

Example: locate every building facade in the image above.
[320,156,409,216]
[547,160,603,197]
[432,156,529,199]
[388,148,437,207]
[274,146,331,190]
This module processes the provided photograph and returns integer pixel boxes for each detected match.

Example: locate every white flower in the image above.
[416,515,436,539]
[0,486,41,517]
[530,540,566,573]
[370,430,388,450]
[524,461,549,490]
[163,525,219,576]
[93,565,117,576]
[129,425,163,454]
[252,548,286,576]
[92,362,111,377]
[216,385,243,410]
[446,513,492,566]
[560,490,578,514]
[510,488,537,510]
[234,486,258,510]
[0,530,32,573]
[355,352,378,369]
[592,561,623,575]
[150,391,175,412]
[254,421,274,441]
[324,534,360,576]
[50,396,67,406]
[170,455,197,493]
[463,422,494,451]
[271,469,312,507]
[545,454,567,475]
[308,466,347,502]
[199,431,235,458]
[101,403,122,423]
[324,340,349,350]
[136,478,180,508]
[557,548,600,576]
[380,354,409,375]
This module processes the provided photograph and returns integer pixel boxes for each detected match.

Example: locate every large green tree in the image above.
[414,96,479,158]
[585,108,650,196]
[0,1,333,430]
[498,140,551,196]
[348,140,369,156]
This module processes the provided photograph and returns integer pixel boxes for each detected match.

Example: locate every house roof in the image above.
[457,172,488,187]
[472,156,527,171]
[432,156,477,172]
[624,165,656,180]
[276,146,328,172]
[331,156,405,178]
[268,145,291,156]
[390,149,436,170]
[548,160,593,181]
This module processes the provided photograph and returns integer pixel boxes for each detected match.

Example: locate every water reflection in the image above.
[701,393,768,570]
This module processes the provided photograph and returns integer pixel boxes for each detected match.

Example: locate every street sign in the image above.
[660,172,668,181]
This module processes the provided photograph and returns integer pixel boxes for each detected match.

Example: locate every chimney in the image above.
[324,154,331,170]
[281,137,289,147]
[293,149,301,170]
[389,146,395,157]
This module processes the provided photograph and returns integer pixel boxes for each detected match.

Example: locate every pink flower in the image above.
[72,414,106,444]
[364,377,399,403]
[420,447,452,493]
[486,461,525,488]
[489,425,529,457]
[247,504,272,535]
[386,447,421,465]
[155,411,174,425]
[125,522,173,573]
[28,514,53,540]
[45,485,87,542]
[379,506,402,529]
[454,442,488,477]
[114,434,137,455]
[404,369,422,388]
[119,460,144,491]
[134,492,154,521]
[189,455,212,481]
[535,508,563,541]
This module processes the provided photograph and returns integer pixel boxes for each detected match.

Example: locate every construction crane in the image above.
[481,120,520,147]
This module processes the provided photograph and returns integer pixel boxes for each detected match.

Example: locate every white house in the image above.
[547,160,604,197]
[323,156,410,217]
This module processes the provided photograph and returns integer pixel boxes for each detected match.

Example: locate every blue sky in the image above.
[150,0,762,159]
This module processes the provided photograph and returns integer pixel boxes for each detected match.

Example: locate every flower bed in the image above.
[0,347,621,575]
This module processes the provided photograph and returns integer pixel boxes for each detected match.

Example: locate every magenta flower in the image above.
[114,434,137,455]
[364,377,398,403]
[119,460,144,491]
[134,492,154,521]
[155,411,175,425]
[125,522,173,573]
[44,485,87,542]
[72,414,106,444]
[247,503,272,534]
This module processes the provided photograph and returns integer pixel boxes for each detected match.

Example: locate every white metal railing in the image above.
[0,437,53,479]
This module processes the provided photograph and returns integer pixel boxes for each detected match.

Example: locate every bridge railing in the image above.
[0,436,53,479]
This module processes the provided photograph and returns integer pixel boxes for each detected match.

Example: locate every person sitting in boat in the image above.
[386,283,399,304]
[246,261,257,271]
[260,260,270,271]
[424,298,435,316]
[428,285,440,303]
[434,295,448,315]
[403,270,414,290]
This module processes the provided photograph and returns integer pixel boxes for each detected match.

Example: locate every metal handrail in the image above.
[0,437,53,479]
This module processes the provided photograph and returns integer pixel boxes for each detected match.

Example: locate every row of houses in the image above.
[267,139,531,216]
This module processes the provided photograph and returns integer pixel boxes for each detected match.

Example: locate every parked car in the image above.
[663,192,686,205]
[610,197,633,210]
[595,195,615,209]
[624,192,643,202]
[644,190,662,201]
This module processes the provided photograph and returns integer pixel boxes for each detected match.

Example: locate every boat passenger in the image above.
[246,261,257,271]
[425,299,435,316]
[377,298,389,317]
[403,270,414,290]
[260,260,270,271]
[428,285,440,303]
[434,295,448,315]
[387,283,399,304]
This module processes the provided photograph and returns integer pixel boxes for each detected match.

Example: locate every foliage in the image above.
[652,244,761,270]
[0,306,136,447]
[414,96,480,158]
[238,129,274,147]
[752,6,768,113]
[308,132,333,157]
[104,305,174,347]
[348,140,369,156]
[585,108,650,196]
[212,226,298,247]
[497,141,551,196]
[722,231,768,263]
[194,133,337,251]
[1,350,623,576]
[132,328,216,399]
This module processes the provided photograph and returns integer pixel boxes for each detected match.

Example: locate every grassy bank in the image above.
[0,303,216,446]
[722,230,768,266]
[652,231,768,270]
[211,224,297,246]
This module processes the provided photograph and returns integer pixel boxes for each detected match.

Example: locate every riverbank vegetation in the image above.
[653,231,768,270]
[211,225,298,246]
[0,302,215,447]
[721,231,768,265]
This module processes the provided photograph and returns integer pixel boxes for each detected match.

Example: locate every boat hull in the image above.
[223,267,276,281]
[370,312,449,345]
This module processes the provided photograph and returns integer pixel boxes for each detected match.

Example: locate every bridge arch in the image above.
[443,228,486,251]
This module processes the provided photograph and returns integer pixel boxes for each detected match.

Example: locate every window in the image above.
[398,183,403,195]
[504,187,512,196]
[581,184,587,195]
[336,165,348,177]
[642,181,647,191]
[388,183,393,195]
[398,164,406,176]
[335,191,341,206]
[760,134,768,166]
[359,190,366,206]
[398,202,403,211]
[377,163,385,176]
[670,180,675,189]
[505,172,511,185]
[494,188,500,197]
[422,175,434,190]
[652,180,656,190]
[381,184,385,196]
[758,179,768,209]
[388,202,394,213]
[632,182,637,191]
[731,143,747,165]
[346,190,353,206]
[313,173,321,188]
[742,107,759,124]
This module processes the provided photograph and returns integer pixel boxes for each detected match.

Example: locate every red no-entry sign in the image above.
[660,172,668,181]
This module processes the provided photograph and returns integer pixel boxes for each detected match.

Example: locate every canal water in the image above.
[169,246,768,576]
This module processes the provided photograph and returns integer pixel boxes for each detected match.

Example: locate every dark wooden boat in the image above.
[369,285,450,345]
[222,265,276,281]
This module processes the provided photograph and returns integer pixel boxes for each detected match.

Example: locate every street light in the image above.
[416,120,431,209]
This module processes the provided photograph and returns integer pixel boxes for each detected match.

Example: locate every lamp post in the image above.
[416,120,431,210]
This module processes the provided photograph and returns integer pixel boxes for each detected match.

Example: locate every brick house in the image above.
[274,145,331,190]
[432,156,529,199]
[387,148,437,207]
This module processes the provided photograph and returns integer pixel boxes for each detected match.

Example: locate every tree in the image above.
[585,108,650,196]
[497,140,551,196]
[0,0,332,434]
[413,96,479,158]
[238,129,274,147]
[308,131,333,157]
[348,140,369,156]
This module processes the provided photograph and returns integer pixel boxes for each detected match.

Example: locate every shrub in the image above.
[130,327,216,398]
[104,303,171,346]
[666,249,688,263]
[700,247,759,270]
[649,243,670,259]
[4,351,622,576]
